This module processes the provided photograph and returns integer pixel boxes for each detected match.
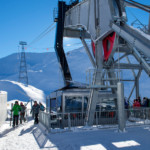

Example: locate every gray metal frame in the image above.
[52,0,150,126]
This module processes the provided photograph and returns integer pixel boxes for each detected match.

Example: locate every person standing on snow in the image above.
[31,101,40,124]
[11,101,21,128]
[20,102,26,124]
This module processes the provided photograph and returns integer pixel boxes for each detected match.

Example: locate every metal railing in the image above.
[125,108,150,126]
[39,110,118,132]
[86,69,122,87]
[39,108,150,132]
[39,111,51,130]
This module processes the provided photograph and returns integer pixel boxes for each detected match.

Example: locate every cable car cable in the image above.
[28,22,55,46]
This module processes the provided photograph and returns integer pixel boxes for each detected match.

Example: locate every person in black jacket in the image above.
[31,101,40,124]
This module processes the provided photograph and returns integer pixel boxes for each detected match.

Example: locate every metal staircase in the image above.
[138,50,150,63]
[131,47,150,76]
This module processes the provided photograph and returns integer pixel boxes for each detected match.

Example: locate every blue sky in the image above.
[0,0,149,58]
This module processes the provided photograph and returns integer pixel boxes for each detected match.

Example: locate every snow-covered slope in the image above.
[1,80,45,102]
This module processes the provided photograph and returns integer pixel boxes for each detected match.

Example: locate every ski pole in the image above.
[10,103,13,127]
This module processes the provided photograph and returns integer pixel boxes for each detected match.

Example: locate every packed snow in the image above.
[0,80,45,103]
[0,119,150,150]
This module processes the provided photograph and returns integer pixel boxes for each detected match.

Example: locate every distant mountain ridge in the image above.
[0,47,150,102]
[0,48,92,101]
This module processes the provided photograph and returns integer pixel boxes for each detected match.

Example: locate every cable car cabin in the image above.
[47,88,89,114]
[46,85,117,128]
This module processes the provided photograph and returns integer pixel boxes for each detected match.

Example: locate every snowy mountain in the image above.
[0,46,150,103]
[0,47,92,102]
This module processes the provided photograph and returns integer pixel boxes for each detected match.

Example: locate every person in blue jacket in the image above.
[39,102,45,111]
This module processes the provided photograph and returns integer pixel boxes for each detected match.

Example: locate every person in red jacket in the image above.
[133,99,141,108]
[133,99,137,108]
[133,99,141,118]
[136,100,141,107]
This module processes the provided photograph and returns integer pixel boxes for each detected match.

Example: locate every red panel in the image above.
[91,41,95,57]
[91,32,116,61]
[102,32,116,61]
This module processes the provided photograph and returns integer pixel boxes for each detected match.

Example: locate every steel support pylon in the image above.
[18,41,28,85]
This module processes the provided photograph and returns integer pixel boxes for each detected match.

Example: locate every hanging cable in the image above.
[117,35,121,82]
[128,9,148,33]
[27,40,90,51]
[124,0,150,13]
[28,22,55,47]
[126,0,150,9]
[30,26,56,46]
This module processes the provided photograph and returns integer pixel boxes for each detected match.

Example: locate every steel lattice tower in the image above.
[18,41,28,85]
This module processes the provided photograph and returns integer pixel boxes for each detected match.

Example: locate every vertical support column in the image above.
[85,40,103,126]
[54,1,72,86]
[85,89,99,126]
[135,70,142,98]
[135,77,139,98]
[148,13,150,34]
[48,113,51,133]
[117,82,125,132]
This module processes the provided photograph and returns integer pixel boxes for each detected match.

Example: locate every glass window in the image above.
[57,96,62,112]
[50,98,56,112]
[65,96,82,112]
[84,97,88,111]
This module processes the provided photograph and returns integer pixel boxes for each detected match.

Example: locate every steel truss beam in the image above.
[80,37,96,67]
[106,63,143,70]
[111,23,150,58]
[64,28,90,38]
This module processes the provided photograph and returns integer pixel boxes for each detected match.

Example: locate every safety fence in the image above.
[39,111,51,130]
[125,108,150,126]
[39,108,150,132]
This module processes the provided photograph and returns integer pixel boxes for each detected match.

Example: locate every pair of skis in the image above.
[10,103,13,127]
